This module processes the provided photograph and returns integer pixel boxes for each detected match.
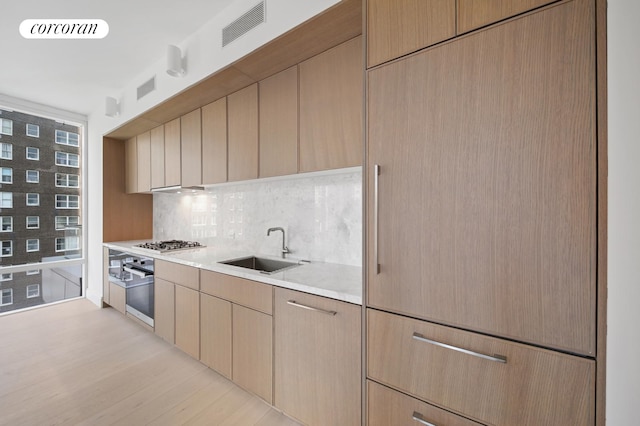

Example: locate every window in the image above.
[0,143,11,159]
[0,273,12,282]
[1,289,12,306]
[56,194,79,209]
[55,130,79,146]
[26,216,39,229]
[55,216,80,230]
[1,167,12,184]
[26,123,39,137]
[0,192,12,208]
[0,118,12,135]
[26,147,39,160]
[55,152,79,167]
[55,173,79,188]
[1,217,12,232]
[26,239,39,252]
[26,170,39,183]
[26,270,39,275]
[1,241,12,257]
[26,284,40,298]
[26,193,39,206]
[55,236,79,252]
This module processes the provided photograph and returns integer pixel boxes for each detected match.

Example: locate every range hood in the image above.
[150,185,205,194]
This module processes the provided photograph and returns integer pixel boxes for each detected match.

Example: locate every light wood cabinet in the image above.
[155,260,200,291]
[200,270,272,315]
[164,117,181,187]
[154,277,175,344]
[202,98,227,185]
[200,293,232,379]
[228,84,258,181]
[259,66,298,177]
[124,137,137,194]
[457,0,555,33]
[299,36,363,172]
[180,109,202,187]
[368,309,595,425]
[367,0,596,355]
[274,288,361,426]
[175,284,200,359]
[150,125,165,189]
[136,131,151,192]
[367,0,455,68]
[109,281,126,314]
[102,247,110,305]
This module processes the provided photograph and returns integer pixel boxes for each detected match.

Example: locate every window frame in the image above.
[55,236,80,252]
[1,216,12,232]
[55,194,79,209]
[26,193,39,206]
[1,240,13,257]
[0,118,13,136]
[0,273,12,282]
[25,216,39,229]
[0,142,12,160]
[55,151,80,168]
[55,130,79,147]
[0,192,13,208]
[55,173,80,188]
[0,288,13,306]
[55,216,80,230]
[26,146,40,160]
[26,170,39,183]
[1,167,13,184]
[26,238,39,252]
[26,123,40,138]
[26,284,40,298]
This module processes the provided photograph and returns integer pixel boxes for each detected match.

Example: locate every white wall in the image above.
[607,0,640,423]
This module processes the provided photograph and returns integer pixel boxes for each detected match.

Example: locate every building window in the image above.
[0,143,11,159]
[55,173,79,188]
[1,217,12,232]
[0,273,12,282]
[1,241,12,257]
[1,167,12,184]
[0,289,12,306]
[26,216,39,229]
[56,194,79,209]
[55,216,80,230]
[0,192,12,208]
[55,130,79,147]
[26,270,39,275]
[0,118,12,136]
[26,284,40,298]
[55,236,79,252]
[26,123,40,137]
[55,151,80,168]
[26,239,39,252]
[26,170,39,183]
[26,147,39,160]
[26,193,39,206]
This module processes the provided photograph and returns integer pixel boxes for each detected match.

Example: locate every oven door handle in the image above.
[123,266,153,278]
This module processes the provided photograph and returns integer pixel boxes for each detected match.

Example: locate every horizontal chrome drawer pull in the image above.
[287,300,337,316]
[412,411,437,426]
[412,332,507,363]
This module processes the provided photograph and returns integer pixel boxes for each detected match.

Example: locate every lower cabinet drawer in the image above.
[367,309,595,425]
[368,380,482,426]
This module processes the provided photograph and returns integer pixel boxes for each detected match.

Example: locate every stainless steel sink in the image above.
[219,256,300,274]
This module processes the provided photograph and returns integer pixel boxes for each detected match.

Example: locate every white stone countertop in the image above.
[103,240,362,305]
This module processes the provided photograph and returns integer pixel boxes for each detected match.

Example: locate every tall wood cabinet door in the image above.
[274,288,361,426]
[164,117,181,187]
[228,84,258,182]
[299,36,363,172]
[202,98,227,185]
[367,0,455,68]
[367,0,596,355]
[124,137,137,194]
[175,285,200,359]
[200,293,232,379]
[259,66,298,177]
[102,247,110,305]
[457,0,555,33]
[154,277,175,344]
[180,109,202,187]
[150,125,165,189]
[136,130,151,192]
[232,304,272,403]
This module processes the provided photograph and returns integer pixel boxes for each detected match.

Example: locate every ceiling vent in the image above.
[137,76,156,101]
[222,1,265,47]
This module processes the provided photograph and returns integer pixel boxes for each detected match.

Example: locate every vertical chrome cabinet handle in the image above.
[286,300,337,316]
[412,411,437,426]
[412,333,507,363]
[374,164,380,274]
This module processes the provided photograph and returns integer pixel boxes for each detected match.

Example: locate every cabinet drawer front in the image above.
[457,0,555,33]
[368,381,482,426]
[367,309,595,425]
[155,260,200,290]
[200,270,272,315]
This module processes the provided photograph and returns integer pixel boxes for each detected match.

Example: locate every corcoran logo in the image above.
[19,19,109,39]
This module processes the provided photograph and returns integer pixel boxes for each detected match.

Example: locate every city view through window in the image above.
[0,108,83,313]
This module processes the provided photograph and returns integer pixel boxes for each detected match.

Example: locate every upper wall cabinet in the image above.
[367,0,455,68]
[228,84,259,182]
[299,36,363,173]
[136,131,151,193]
[181,109,202,188]
[150,125,165,189]
[259,66,298,178]
[457,0,555,34]
[164,117,181,187]
[202,98,228,185]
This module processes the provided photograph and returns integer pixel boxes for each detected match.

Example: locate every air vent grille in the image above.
[137,76,156,100]
[222,1,265,47]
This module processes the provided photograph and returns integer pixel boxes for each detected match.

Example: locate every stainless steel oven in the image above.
[108,249,154,327]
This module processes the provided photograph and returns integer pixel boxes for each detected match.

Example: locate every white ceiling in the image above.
[0,0,236,115]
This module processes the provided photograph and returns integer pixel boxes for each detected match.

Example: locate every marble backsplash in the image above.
[153,169,362,266]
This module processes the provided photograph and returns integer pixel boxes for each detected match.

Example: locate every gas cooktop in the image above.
[134,240,205,253]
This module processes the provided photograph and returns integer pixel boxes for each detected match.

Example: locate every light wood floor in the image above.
[0,299,301,426]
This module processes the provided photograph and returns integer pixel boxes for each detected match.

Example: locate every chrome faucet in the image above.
[267,227,290,258]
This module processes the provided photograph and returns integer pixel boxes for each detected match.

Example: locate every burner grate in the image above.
[134,240,204,252]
